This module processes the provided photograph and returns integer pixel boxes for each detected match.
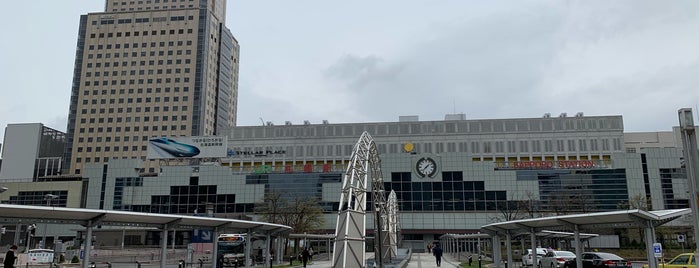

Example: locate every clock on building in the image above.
[416,157,437,178]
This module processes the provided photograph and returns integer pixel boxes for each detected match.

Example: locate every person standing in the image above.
[4,245,18,268]
[432,243,443,267]
[427,243,432,253]
[301,247,310,268]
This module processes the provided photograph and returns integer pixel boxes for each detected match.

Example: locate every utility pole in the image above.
[42,194,58,249]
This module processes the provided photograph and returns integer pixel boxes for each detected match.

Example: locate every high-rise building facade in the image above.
[64,0,239,175]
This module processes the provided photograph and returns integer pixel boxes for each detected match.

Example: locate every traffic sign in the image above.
[192,229,213,243]
[678,234,686,243]
[653,243,662,258]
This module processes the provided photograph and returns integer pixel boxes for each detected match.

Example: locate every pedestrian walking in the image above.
[433,243,443,267]
[301,247,311,268]
[4,245,18,268]
[468,254,473,266]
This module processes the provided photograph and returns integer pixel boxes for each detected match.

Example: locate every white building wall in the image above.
[0,123,42,181]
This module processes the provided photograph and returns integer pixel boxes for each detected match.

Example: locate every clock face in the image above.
[416,157,437,178]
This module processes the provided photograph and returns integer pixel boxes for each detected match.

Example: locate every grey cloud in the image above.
[324,54,406,92]
[319,5,565,121]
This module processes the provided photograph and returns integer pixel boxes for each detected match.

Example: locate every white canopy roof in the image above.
[0,204,291,234]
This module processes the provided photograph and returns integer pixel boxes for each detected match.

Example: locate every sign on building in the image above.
[147,136,227,159]
[28,249,54,264]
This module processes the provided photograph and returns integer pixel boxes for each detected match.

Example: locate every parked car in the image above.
[523,248,549,266]
[641,253,696,268]
[562,252,632,268]
[540,250,576,268]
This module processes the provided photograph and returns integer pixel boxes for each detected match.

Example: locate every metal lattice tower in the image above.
[332,132,395,267]
[388,190,400,257]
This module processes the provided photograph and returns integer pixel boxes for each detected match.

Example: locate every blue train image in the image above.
[148,137,201,157]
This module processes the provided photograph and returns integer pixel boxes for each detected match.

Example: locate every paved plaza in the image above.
[297,252,465,268]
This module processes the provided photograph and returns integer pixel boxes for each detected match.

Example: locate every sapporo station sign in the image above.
[494,160,610,170]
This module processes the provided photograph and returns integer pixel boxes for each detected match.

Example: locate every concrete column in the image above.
[506,231,513,268]
[574,225,582,268]
[160,224,168,268]
[212,228,220,268]
[492,235,501,268]
[645,221,658,268]
[530,229,538,268]
[246,231,252,267]
[265,233,271,267]
[82,223,94,268]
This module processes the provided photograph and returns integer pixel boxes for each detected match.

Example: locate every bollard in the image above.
[233,258,238,268]
[478,256,482,268]
[107,262,112,268]
[179,260,185,268]
[505,260,508,268]
[90,262,96,268]
[198,258,204,268]
[136,261,142,268]
[290,255,294,266]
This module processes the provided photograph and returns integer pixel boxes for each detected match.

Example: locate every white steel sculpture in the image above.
[333,132,397,267]
[387,190,400,257]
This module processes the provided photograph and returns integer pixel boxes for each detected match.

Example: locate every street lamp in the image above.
[42,194,59,249]
[26,224,36,253]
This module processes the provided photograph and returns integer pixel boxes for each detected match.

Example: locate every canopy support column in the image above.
[574,225,582,268]
[530,228,538,268]
[81,221,94,268]
[506,231,513,268]
[160,224,168,268]
[492,234,501,268]
[645,221,658,268]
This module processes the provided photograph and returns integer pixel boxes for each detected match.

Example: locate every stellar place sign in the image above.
[495,160,599,170]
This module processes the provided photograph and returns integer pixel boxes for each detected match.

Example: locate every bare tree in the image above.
[617,194,650,210]
[521,191,543,219]
[616,194,651,244]
[254,192,287,224]
[254,193,326,232]
[255,194,326,254]
[490,200,525,222]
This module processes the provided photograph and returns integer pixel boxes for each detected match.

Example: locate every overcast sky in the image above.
[1,1,698,141]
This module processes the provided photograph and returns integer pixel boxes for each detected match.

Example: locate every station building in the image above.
[0,114,693,249]
[81,114,693,249]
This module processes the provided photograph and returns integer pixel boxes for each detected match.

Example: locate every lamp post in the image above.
[42,194,58,249]
[679,108,699,265]
[26,224,36,253]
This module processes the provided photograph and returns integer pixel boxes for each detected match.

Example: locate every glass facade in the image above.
[659,168,689,209]
[532,169,629,211]
[384,172,507,212]
[2,191,68,207]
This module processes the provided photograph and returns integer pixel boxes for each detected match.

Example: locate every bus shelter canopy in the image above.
[0,204,292,233]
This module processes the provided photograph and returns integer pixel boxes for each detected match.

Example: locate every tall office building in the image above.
[64,0,239,175]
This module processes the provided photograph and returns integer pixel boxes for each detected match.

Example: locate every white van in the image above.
[522,248,547,266]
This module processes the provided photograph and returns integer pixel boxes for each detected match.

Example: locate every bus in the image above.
[217,234,246,266]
